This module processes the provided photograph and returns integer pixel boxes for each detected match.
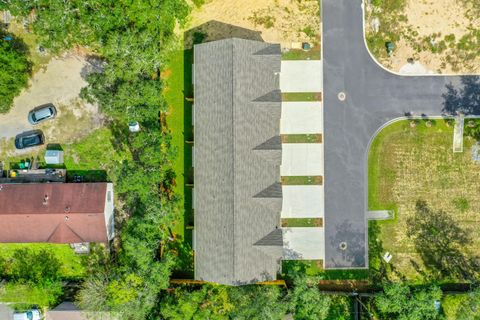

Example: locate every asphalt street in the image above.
[322,0,473,268]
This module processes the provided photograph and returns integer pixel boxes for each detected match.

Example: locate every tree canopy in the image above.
[1,0,190,317]
[375,282,442,320]
[0,31,30,113]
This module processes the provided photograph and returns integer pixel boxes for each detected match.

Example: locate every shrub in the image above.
[0,32,31,113]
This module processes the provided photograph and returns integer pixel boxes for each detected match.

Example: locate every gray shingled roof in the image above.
[194,38,283,285]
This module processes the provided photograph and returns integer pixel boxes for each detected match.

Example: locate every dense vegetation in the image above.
[0,30,30,113]
[1,0,188,317]
[1,1,479,319]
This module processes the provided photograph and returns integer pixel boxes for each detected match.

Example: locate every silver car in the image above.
[28,103,57,125]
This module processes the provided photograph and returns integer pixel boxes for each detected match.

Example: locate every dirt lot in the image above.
[365,0,480,74]
[186,0,320,48]
[369,120,480,281]
[0,53,104,157]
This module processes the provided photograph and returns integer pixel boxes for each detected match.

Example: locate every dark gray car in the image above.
[27,103,57,125]
[14,130,45,149]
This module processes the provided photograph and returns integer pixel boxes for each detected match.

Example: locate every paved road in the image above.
[322,0,476,268]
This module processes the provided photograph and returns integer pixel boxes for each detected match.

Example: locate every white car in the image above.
[13,309,41,320]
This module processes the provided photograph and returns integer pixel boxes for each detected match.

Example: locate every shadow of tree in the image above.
[368,221,402,285]
[407,200,479,281]
[442,76,480,115]
[331,220,366,268]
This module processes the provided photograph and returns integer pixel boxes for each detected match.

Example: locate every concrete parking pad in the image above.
[283,227,324,260]
[281,185,323,218]
[281,102,323,134]
[280,60,322,92]
[281,143,323,176]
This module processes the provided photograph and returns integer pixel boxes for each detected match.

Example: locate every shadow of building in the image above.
[184,20,264,49]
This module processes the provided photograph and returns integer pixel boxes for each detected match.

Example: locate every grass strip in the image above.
[281,134,322,143]
[282,48,321,60]
[282,92,322,102]
[281,175,323,185]
[281,218,323,227]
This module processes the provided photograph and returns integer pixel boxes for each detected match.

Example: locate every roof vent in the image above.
[64,206,71,213]
[65,216,69,221]
[43,194,49,205]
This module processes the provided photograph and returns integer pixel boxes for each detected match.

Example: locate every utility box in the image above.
[45,150,64,165]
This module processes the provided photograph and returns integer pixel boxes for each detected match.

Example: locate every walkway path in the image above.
[322,0,476,269]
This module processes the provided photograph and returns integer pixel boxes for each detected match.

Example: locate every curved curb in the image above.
[360,1,480,77]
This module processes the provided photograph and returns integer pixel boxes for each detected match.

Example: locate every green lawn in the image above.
[163,47,194,277]
[0,243,85,279]
[63,127,131,182]
[0,282,62,309]
[2,127,132,183]
[368,119,480,282]
[281,260,369,280]
[282,48,321,61]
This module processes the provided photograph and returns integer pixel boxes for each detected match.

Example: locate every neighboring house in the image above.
[0,183,114,243]
[46,302,114,320]
[193,38,284,285]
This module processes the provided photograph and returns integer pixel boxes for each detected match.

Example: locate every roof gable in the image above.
[0,183,109,243]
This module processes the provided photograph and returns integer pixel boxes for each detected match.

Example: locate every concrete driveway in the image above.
[280,60,322,92]
[281,101,322,134]
[283,227,325,260]
[281,143,323,176]
[281,185,324,218]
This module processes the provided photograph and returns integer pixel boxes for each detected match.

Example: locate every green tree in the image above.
[2,0,191,317]
[159,284,288,320]
[456,288,480,320]
[10,248,61,284]
[0,31,31,113]
[228,285,288,320]
[289,276,333,320]
[375,282,442,320]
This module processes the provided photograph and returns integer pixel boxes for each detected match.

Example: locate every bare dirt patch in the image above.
[187,0,320,48]
[0,53,104,157]
[365,0,480,74]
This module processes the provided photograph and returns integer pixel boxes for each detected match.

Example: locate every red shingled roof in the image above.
[0,183,109,243]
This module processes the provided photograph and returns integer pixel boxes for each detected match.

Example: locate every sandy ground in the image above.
[367,0,480,74]
[187,0,320,48]
[0,53,104,156]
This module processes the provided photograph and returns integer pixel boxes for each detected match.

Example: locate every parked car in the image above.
[14,130,45,149]
[28,103,57,125]
[13,309,41,320]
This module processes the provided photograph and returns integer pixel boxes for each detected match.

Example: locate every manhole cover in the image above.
[338,92,346,101]
[339,242,348,250]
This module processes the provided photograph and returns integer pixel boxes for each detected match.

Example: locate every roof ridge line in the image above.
[231,39,236,281]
